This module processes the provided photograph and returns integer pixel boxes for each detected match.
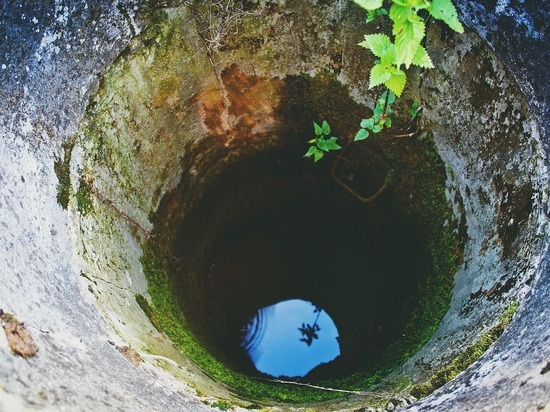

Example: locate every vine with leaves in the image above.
[305,0,463,160]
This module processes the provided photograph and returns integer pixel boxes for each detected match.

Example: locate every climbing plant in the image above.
[354,90,396,141]
[305,0,463,157]
[355,0,463,97]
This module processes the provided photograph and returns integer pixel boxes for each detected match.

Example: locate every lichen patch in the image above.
[115,344,143,366]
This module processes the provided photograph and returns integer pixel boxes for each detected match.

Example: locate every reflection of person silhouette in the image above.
[299,322,320,346]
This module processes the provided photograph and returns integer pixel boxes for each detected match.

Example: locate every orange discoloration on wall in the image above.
[196,64,282,144]
[153,74,182,108]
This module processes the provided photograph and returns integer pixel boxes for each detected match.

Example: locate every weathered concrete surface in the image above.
[0,0,548,411]
[405,1,550,410]
[456,0,548,138]
[0,1,209,411]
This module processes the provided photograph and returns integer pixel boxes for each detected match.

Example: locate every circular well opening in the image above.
[141,76,463,400]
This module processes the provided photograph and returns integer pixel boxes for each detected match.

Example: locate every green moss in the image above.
[212,400,233,411]
[75,172,94,216]
[409,301,519,399]
[53,137,76,209]
[393,134,463,354]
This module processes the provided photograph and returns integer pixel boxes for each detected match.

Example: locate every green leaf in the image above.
[373,102,384,120]
[361,118,375,129]
[326,138,342,151]
[408,0,431,9]
[369,63,392,88]
[373,124,382,133]
[387,90,396,105]
[307,138,316,143]
[365,8,388,24]
[412,45,434,68]
[304,146,317,158]
[313,122,322,136]
[322,120,331,135]
[390,4,425,66]
[385,68,407,97]
[317,139,329,152]
[380,43,397,67]
[366,10,376,23]
[385,117,392,127]
[359,34,392,57]
[352,0,383,11]
[354,128,370,141]
[389,4,408,27]
[392,11,425,68]
[314,150,324,162]
[409,100,422,117]
[429,0,464,33]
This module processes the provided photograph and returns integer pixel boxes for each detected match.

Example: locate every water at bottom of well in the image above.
[241,299,340,378]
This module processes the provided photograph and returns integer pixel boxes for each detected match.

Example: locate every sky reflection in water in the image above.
[241,299,340,378]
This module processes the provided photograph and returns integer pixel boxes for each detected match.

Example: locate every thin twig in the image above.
[141,353,181,368]
[253,377,404,399]
[331,138,392,204]
[84,273,134,292]
[254,377,363,395]
[91,186,152,238]
[387,107,423,139]
[388,132,417,138]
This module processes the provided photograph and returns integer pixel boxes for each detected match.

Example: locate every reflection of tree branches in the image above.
[298,323,320,346]
[298,305,323,346]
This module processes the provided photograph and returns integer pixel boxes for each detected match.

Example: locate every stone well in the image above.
[0,1,548,411]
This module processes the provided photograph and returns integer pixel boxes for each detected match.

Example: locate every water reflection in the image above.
[298,305,323,346]
[241,299,340,378]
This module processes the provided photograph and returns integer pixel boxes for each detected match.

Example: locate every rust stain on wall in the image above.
[196,64,282,144]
